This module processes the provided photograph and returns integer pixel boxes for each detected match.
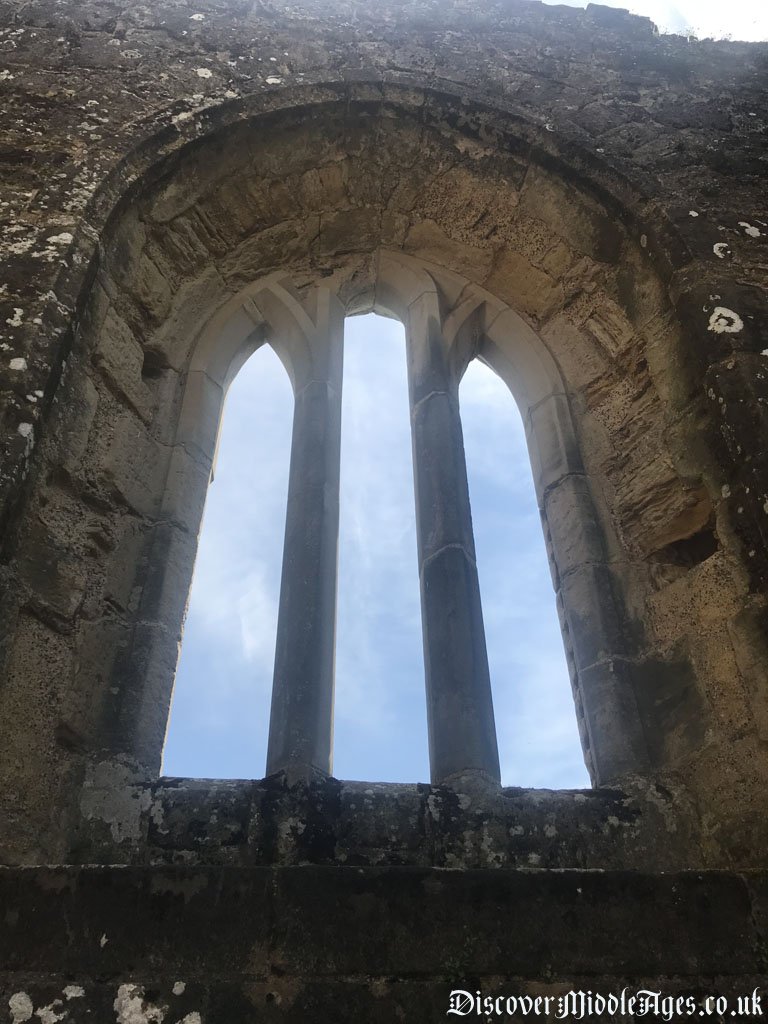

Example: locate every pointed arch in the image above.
[163,343,293,778]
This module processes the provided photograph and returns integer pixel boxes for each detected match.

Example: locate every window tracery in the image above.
[168,253,621,786]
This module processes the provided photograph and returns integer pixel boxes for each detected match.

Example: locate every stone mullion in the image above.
[266,302,344,780]
[405,296,501,786]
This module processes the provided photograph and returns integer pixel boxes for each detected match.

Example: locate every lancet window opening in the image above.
[458,359,588,789]
[163,344,293,779]
[334,313,427,784]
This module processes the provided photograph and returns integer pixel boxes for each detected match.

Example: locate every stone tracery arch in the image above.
[159,247,650,792]
[1,79,766,867]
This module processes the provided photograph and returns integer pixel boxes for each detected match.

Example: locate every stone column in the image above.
[265,287,344,778]
[405,293,501,785]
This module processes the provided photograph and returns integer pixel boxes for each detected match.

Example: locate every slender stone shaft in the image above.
[266,303,343,778]
[406,297,501,785]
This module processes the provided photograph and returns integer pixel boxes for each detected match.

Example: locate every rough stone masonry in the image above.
[0,0,767,1019]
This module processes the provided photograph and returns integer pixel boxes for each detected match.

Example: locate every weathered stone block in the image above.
[576,658,651,781]
[544,473,608,578]
[110,622,181,770]
[15,521,87,623]
[519,166,622,264]
[93,307,153,421]
[88,403,169,519]
[135,522,199,633]
[559,563,629,671]
[161,445,212,536]
[46,357,99,477]
[149,780,255,860]
[485,250,564,322]
[411,396,476,562]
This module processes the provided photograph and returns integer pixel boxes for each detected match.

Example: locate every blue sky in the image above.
[163,314,589,787]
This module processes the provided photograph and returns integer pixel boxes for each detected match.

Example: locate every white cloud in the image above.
[542,0,768,40]
[238,568,280,674]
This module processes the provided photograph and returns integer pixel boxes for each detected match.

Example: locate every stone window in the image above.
[165,253,607,788]
[168,298,580,785]
[163,344,293,779]
[7,83,761,865]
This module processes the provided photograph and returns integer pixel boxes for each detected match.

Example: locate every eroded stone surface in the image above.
[1,865,767,1022]
[69,771,697,871]
[0,0,766,990]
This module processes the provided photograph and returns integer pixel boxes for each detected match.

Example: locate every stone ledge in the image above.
[71,770,700,870]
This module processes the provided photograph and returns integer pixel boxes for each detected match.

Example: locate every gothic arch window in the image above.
[335,313,427,783]
[155,253,618,789]
[166,293,587,786]
[459,359,589,788]
[163,344,293,778]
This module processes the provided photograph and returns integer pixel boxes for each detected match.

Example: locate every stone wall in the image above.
[0,1,767,1015]
[2,864,767,1022]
